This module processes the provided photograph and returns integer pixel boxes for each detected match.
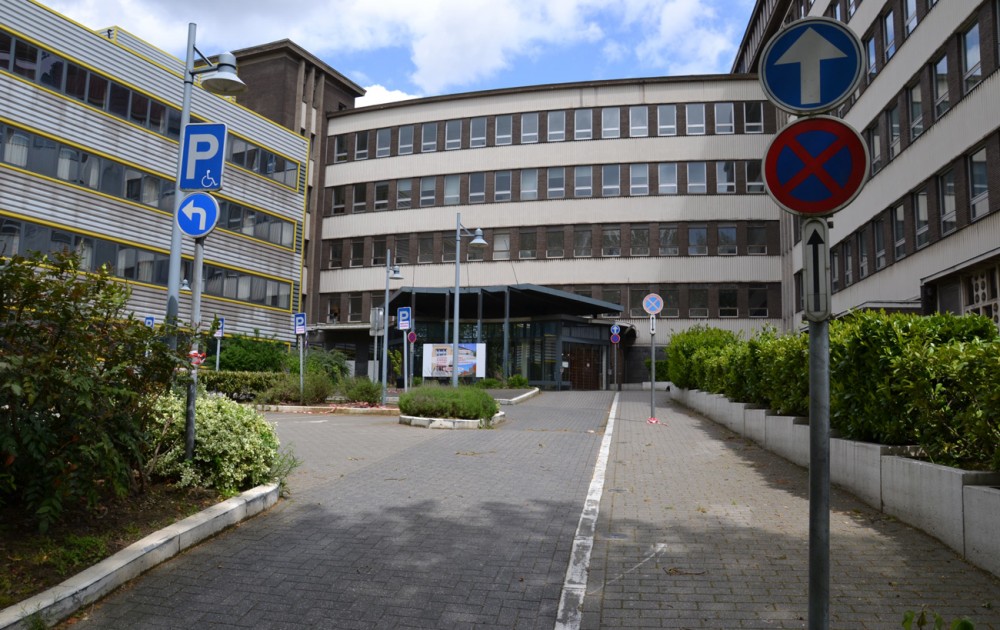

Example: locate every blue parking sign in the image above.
[397,306,412,330]
[294,312,306,335]
[180,123,227,191]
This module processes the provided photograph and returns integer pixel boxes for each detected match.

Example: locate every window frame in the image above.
[714,102,735,134]
[685,103,706,135]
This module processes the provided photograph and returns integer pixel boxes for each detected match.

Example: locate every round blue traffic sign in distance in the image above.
[642,293,663,315]
[177,192,220,239]
[760,17,864,115]
[610,324,621,335]
[610,333,621,344]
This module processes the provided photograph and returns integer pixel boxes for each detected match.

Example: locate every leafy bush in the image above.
[399,386,499,420]
[475,377,503,389]
[642,359,669,381]
[506,374,530,388]
[755,331,809,416]
[199,371,283,402]
[148,392,279,493]
[216,332,286,372]
[0,252,182,531]
[285,348,349,381]
[666,326,739,390]
[339,376,382,405]
[258,372,335,405]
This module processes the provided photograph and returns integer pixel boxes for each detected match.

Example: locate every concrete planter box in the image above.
[964,485,1000,577]
[881,456,1000,555]
[764,416,810,468]
[743,407,768,445]
[828,439,916,510]
[718,400,748,435]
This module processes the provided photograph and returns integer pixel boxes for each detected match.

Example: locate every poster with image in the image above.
[423,343,486,378]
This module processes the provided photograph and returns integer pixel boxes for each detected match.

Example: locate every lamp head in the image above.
[469,228,487,249]
[201,52,247,96]
[181,278,190,291]
[389,265,403,280]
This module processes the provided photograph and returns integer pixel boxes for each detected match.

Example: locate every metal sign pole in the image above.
[809,317,831,630]
[649,315,656,421]
[298,335,305,404]
[215,336,220,371]
[403,336,409,393]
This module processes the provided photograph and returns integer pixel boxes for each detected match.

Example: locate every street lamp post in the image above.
[452,212,488,387]
[165,23,247,348]
[381,250,403,406]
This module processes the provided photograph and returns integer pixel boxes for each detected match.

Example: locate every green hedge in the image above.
[399,385,499,421]
[665,311,999,469]
[199,371,284,402]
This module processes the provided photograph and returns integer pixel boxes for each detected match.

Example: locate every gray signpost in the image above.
[642,294,663,422]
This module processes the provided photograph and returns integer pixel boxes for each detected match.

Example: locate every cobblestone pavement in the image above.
[580,392,1000,629]
[67,392,612,629]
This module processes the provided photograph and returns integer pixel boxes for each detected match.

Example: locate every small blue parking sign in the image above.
[144,315,155,328]
[180,123,227,191]
[397,306,412,330]
[294,312,306,335]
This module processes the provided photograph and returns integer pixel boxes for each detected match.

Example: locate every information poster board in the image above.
[423,343,486,379]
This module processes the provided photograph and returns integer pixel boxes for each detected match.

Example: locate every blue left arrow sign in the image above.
[177,192,220,238]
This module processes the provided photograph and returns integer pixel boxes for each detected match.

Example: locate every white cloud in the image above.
[356,85,421,108]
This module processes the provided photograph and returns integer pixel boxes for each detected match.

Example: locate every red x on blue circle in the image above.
[763,116,869,216]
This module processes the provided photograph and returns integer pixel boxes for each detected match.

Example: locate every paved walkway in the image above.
[61,391,1000,629]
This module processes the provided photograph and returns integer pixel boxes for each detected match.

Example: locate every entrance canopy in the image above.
[389,283,623,320]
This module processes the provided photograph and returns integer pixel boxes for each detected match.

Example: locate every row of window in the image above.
[329,161,766,215]
[0,28,300,188]
[0,123,296,248]
[332,101,768,162]
[327,284,773,324]
[0,216,292,309]
[327,223,772,269]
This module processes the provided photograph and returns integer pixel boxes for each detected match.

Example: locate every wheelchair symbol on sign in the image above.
[202,171,219,189]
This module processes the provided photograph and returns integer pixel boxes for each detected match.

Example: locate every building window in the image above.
[602,288,621,312]
[748,224,767,254]
[574,227,592,257]
[602,165,621,197]
[689,287,709,318]
[470,117,487,148]
[832,1,842,22]
[521,113,539,143]
[874,218,886,269]
[858,230,869,278]
[575,109,593,140]
[884,10,896,61]
[496,115,512,145]
[630,164,649,196]
[355,130,369,160]
[663,289,680,318]
[868,123,882,174]
[469,173,486,204]
[939,170,956,234]
[903,0,918,36]
[659,225,679,256]
[374,181,389,211]
[421,122,437,152]
[963,22,982,94]
[602,107,620,139]
[331,185,346,215]
[398,125,414,155]
[519,230,537,259]
[893,204,906,259]
[686,103,705,135]
[548,111,565,142]
[970,148,989,220]
[444,175,460,205]
[914,188,929,248]
[574,166,593,197]
[717,162,735,193]
[657,105,677,136]
[865,36,877,81]
[546,228,564,258]
[688,226,707,255]
[630,226,649,256]
[744,102,764,133]
[376,128,391,158]
[933,55,949,118]
[887,106,900,160]
[715,103,734,134]
[493,232,510,260]
[687,162,707,194]
[348,293,363,322]
[659,163,678,194]
[718,225,737,255]
[495,171,512,202]
[749,286,768,317]
[629,289,649,317]
[445,119,462,150]
[418,234,434,263]
[372,237,387,266]
[719,287,738,318]
[333,135,347,162]
[327,241,343,269]
[521,168,538,200]
[548,167,565,199]
[350,240,364,267]
[747,160,765,193]
[630,106,648,137]
[352,184,367,213]
[601,226,621,256]
[909,84,923,140]
[396,179,412,210]
[420,177,435,207]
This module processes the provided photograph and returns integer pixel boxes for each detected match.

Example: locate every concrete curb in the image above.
[0,483,280,630]
[494,388,540,405]
[399,411,506,430]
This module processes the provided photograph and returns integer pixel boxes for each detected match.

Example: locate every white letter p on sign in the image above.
[185,134,220,180]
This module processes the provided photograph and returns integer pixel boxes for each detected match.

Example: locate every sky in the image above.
[42,0,757,107]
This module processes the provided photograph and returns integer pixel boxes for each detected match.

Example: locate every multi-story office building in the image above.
[1,1,309,343]
[737,0,1000,329]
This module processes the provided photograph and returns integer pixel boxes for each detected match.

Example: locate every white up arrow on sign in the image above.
[181,196,208,231]
[775,27,847,106]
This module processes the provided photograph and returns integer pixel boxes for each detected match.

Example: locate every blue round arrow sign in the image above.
[177,192,220,239]
[760,17,864,115]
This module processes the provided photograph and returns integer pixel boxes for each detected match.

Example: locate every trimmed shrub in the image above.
[339,376,381,405]
[506,374,530,388]
[216,332,286,372]
[755,331,809,416]
[642,359,670,382]
[258,372,335,405]
[666,326,739,390]
[475,377,504,389]
[148,393,278,494]
[399,386,499,420]
[199,371,283,402]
